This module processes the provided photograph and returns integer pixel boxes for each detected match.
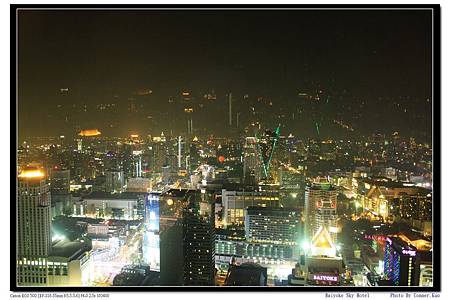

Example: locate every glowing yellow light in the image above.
[167,199,174,206]
[18,169,45,179]
[130,134,139,138]
[78,129,101,137]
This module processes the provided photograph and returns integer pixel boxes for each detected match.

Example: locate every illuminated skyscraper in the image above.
[304,179,338,243]
[159,189,192,285]
[183,190,216,286]
[143,193,160,271]
[177,136,183,169]
[105,170,125,193]
[50,168,71,217]
[158,189,215,286]
[17,166,52,286]
[228,93,232,127]
[256,126,280,180]
[384,237,418,286]
[243,137,261,184]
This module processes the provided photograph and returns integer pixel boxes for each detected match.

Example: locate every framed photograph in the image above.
[11,4,440,293]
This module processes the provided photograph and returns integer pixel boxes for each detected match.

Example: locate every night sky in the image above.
[18,9,433,140]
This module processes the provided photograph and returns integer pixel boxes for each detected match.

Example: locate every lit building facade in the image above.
[384,237,418,286]
[383,235,432,287]
[17,167,52,286]
[82,191,143,220]
[50,169,70,195]
[47,240,93,286]
[183,190,216,286]
[243,137,262,184]
[304,180,338,243]
[159,189,191,285]
[244,206,301,245]
[222,188,280,227]
[158,188,215,286]
[215,228,298,283]
[105,170,125,193]
[143,192,160,271]
[289,226,344,286]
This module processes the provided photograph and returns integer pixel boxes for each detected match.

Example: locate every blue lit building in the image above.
[384,237,418,286]
[143,192,160,271]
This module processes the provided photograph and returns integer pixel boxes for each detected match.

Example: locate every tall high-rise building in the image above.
[257,126,280,180]
[177,136,184,169]
[384,236,418,286]
[243,137,261,184]
[143,193,160,271]
[159,189,189,285]
[50,168,70,195]
[150,135,168,173]
[49,168,71,217]
[131,152,143,178]
[183,190,216,286]
[228,93,232,127]
[17,166,52,286]
[304,179,338,243]
[159,189,215,286]
[105,170,125,193]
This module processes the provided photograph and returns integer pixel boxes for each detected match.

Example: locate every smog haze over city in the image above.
[19,9,432,141]
[15,7,437,290]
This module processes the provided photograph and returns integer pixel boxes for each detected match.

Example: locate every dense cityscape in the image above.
[16,9,434,288]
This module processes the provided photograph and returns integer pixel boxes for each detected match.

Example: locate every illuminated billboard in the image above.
[143,193,160,271]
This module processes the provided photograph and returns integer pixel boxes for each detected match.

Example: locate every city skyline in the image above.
[13,5,439,291]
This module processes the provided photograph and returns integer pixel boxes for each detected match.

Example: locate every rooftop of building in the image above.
[307,182,337,191]
[161,188,196,198]
[18,165,46,180]
[362,177,432,194]
[245,206,300,214]
[222,182,259,192]
[221,184,279,194]
[83,191,145,200]
[225,263,267,286]
[216,228,246,240]
[386,236,419,255]
[50,239,92,261]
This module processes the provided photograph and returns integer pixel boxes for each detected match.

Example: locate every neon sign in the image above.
[364,234,387,242]
[402,249,416,256]
[313,274,338,282]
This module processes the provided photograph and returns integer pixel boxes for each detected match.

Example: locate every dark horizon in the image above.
[18,9,432,141]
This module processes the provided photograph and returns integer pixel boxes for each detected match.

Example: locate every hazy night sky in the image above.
[18,9,432,140]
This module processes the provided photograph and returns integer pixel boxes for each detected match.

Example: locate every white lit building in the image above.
[304,179,338,243]
[17,167,52,286]
[222,188,279,226]
[47,240,93,286]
